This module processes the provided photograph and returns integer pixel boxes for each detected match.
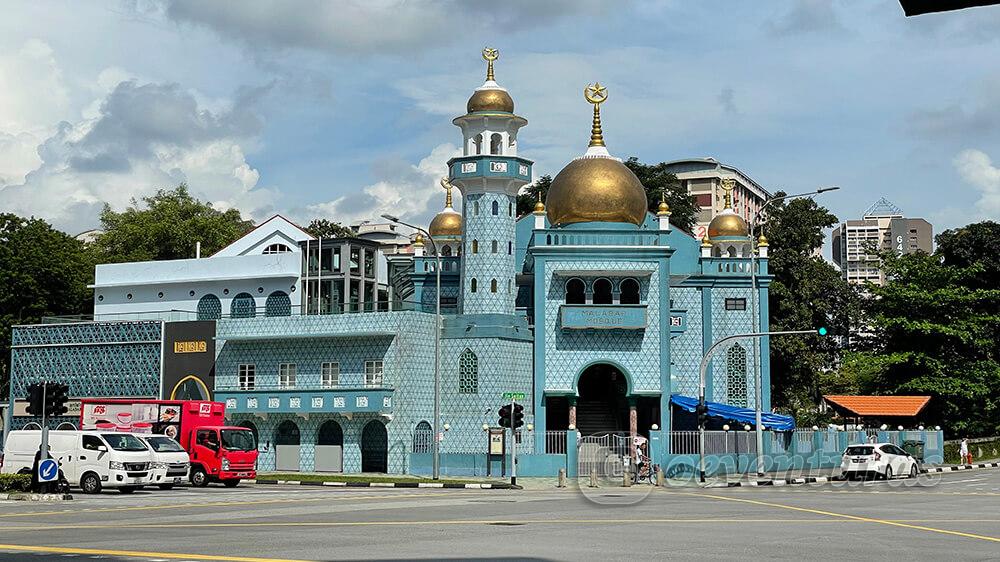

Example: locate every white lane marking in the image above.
[939,478,985,485]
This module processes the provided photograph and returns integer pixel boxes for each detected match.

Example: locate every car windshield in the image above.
[221,429,256,452]
[846,446,874,456]
[101,433,149,452]
[145,436,185,453]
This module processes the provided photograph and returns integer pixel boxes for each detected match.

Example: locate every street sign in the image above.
[502,392,525,401]
[38,458,58,483]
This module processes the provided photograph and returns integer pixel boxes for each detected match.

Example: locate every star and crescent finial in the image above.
[440,177,454,208]
[482,47,499,81]
[585,82,608,147]
[720,178,736,208]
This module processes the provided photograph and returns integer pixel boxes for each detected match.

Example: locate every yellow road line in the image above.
[0,543,311,562]
[688,492,1000,543]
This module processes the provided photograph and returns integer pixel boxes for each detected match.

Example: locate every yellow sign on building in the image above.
[173,341,207,354]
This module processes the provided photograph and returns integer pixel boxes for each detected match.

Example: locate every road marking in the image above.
[0,544,311,562]
[687,492,1000,544]
[938,478,984,485]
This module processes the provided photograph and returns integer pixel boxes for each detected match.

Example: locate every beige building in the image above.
[831,198,933,285]
[663,158,771,240]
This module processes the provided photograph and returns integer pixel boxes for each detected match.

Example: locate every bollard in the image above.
[623,467,632,487]
[589,469,598,488]
[656,465,665,487]
[557,468,566,488]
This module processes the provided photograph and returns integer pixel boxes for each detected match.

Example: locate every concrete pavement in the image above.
[0,468,998,561]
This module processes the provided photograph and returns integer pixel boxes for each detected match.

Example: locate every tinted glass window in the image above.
[197,430,219,451]
[145,436,185,453]
[82,435,104,451]
[845,446,874,456]
[221,429,257,451]
[101,433,148,452]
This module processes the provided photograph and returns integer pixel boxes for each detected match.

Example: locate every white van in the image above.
[0,430,154,494]
[137,434,190,489]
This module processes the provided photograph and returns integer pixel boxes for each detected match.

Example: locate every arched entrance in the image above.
[274,420,301,472]
[361,420,388,473]
[315,420,344,473]
[576,363,629,436]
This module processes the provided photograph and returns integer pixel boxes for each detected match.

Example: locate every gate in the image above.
[315,420,344,472]
[578,432,634,482]
[275,420,301,472]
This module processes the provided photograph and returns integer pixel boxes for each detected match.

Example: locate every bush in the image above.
[0,473,31,492]
[943,437,1000,464]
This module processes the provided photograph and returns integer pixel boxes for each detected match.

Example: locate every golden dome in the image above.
[701,236,713,247]
[429,178,463,237]
[708,211,749,238]
[546,157,648,226]
[657,200,671,216]
[413,234,425,246]
[534,199,546,213]
[467,88,514,114]
[757,234,769,247]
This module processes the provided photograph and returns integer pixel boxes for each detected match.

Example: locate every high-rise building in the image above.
[663,158,771,240]
[831,198,933,285]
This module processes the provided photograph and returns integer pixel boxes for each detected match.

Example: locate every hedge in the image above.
[943,437,1000,465]
[0,473,32,492]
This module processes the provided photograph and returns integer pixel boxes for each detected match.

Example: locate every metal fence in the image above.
[542,431,568,455]
[667,431,758,455]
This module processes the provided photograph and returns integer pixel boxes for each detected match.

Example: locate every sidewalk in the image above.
[248,472,515,489]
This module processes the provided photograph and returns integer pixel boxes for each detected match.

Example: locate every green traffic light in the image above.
[817,327,828,336]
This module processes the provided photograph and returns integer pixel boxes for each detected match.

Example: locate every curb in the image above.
[705,462,1000,488]
[249,479,514,490]
[5,493,74,501]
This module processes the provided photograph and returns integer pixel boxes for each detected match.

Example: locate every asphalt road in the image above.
[1,469,999,562]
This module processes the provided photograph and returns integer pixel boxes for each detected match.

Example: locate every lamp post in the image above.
[747,186,839,476]
[382,213,442,480]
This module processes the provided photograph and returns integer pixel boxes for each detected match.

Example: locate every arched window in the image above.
[472,240,479,254]
[230,292,256,318]
[236,421,259,444]
[317,420,343,447]
[726,344,748,407]
[265,291,291,316]
[508,202,513,216]
[470,278,477,293]
[620,278,640,305]
[491,240,498,253]
[490,279,497,293]
[413,421,433,453]
[263,243,292,254]
[565,278,585,304]
[592,278,613,305]
[459,349,478,394]
[275,420,300,446]
[474,133,483,155]
[474,201,479,215]
[508,241,512,255]
[197,294,222,320]
[490,133,502,155]
[492,200,499,215]
[441,245,452,257]
[727,246,738,258]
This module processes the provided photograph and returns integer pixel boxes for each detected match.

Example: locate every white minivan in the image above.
[137,434,190,489]
[1,430,154,494]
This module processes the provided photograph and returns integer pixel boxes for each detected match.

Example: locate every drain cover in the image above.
[488,522,526,526]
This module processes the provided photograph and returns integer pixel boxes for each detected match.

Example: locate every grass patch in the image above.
[258,472,499,484]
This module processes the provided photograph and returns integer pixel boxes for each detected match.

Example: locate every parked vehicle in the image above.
[79,399,257,487]
[841,443,919,480]
[0,430,153,494]
[138,435,190,490]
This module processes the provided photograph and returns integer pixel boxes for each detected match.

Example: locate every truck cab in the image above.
[189,426,257,487]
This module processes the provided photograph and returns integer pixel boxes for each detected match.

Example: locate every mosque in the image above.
[5,49,771,474]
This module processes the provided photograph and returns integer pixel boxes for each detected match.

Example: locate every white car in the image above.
[137,435,190,490]
[841,443,919,480]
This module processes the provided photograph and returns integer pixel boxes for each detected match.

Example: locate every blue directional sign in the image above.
[38,458,58,482]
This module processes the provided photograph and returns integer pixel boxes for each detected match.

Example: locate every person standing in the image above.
[959,437,972,465]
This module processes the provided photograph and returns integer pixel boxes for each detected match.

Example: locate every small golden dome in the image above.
[701,236,713,247]
[757,234,769,247]
[708,211,749,238]
[545,157,648,226]
[429,210,462,237]
[467,88,514,114]
[413,234,425,246]
[534,199,546,213]
[657,200,671,216]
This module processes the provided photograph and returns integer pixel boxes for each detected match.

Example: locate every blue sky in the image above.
[0,1,997,245]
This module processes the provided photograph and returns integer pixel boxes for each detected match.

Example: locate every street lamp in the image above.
[748,186,839,476]
[382,212,442,480]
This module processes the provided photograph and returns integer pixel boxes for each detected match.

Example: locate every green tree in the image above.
[762,196,861,413]
[93,185,253,263]
[860,249,1000,436]
[0,214,93,399]
[935,221,1000,287]
[305,218,355,238]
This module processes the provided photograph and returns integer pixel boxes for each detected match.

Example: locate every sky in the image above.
[0,0,998,249]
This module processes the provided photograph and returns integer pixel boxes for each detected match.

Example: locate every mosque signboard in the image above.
[560,305,647,330]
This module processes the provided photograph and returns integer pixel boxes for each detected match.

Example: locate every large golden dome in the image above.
[707,178,749,239]
[467,88,514,113]
[546,157,647,226]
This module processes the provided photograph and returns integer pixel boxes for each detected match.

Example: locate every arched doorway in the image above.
[274,420,301,472]
[576,363,629,436]
[361,420,388,473]
[315,420,344,473]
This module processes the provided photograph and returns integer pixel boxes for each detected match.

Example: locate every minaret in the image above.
[447,48,532,315]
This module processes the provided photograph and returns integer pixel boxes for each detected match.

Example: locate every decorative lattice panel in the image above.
[669,287,704,397]
[461,192,516,315]
[710,288,758,406]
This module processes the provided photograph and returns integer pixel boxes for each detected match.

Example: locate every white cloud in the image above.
[953,149,1000,219]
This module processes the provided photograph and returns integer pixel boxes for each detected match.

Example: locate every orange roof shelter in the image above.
[822,395,931,421]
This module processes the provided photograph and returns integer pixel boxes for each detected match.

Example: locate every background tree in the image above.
[515,159,698,233]
[761,195,861,413]
[935,221,1000,287]
[93,185,253,263]
[305,218,355,238]
[0,214,93,399]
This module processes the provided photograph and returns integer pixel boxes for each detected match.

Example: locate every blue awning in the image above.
[670,394,796,431]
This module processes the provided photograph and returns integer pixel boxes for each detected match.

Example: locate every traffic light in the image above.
[695,402,709,427]
[46,383,70,417]
[498,405,512,428]
[25,383,45,416]
[512,403,524,429]
[816,327,828,336]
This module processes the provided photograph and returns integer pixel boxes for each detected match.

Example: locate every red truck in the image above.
[79,399,258,487]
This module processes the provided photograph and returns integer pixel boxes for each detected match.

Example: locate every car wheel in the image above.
[80,472,102,494]
[158,484,175,490]
[118,486,136,494]
[909,463,918,479]
[223,479,240,488]
[190,467,209,488]
[884,466,893,480]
